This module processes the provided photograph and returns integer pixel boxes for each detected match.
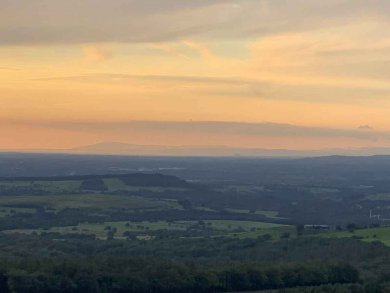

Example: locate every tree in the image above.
[0,271,9,293]
[296,224,304,236]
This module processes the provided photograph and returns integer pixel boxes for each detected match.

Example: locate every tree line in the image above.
[0,258,358,293]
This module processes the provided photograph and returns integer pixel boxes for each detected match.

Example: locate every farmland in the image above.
[0,193,178,212]
[0,173,291,241]
[318,226,390,247]
[5,219,292,240]
[2,155,390,291]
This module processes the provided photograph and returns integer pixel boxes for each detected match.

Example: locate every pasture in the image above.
[5,219,292,240]
[318,226,390,247]
[0,193,180,212]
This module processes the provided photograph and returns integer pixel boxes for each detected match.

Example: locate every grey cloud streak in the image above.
[32,73,390,104]
[1,0,390,45]
[33,74,258,86]
[18,120,390,141]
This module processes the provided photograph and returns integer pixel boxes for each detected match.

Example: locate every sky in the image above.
[1,0,390,150]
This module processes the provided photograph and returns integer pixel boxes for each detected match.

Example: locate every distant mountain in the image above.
[70,142,390,157]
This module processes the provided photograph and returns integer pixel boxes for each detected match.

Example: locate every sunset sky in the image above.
[1,0,390,150]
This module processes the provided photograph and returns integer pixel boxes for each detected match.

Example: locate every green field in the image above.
[365,193,390,201]
[5,219,292,240]
[0,178,190,194]
[0,207,35,217]
[0,180,81,193]
[215,185,265,193]
[0,177,293,241]
[318,226,390,246]
[0,194,180,212]
[224,208,284,219]
[194,206,217,212]
[203,219,286,230]
[5,220,188,239]
[103,178,128,190]
[226,226,294,239]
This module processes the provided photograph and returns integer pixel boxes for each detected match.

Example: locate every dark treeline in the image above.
[0,207,286,231]
[79,178,108,191]
[261,283,376,292]
[0,258,358,293]
[0,231,389,292]
[0,234,385,262]
[0,173,189,187]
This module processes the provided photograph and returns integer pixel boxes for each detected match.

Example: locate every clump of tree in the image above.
[0,258,358,293]
[120,173,189,187]
[79,178,108,192]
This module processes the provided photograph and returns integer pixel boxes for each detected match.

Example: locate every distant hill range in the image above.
[3,142,390,157]
[69,142,390,157]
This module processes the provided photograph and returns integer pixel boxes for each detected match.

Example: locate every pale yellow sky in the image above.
[1,0,390,150]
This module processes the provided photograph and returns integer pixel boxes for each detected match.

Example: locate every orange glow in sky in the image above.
[1,1,390,151]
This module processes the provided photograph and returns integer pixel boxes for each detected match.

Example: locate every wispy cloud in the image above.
[82,45,113,63]
[31,73,390,104]
[10,120,390,142]
[0,0,389,45]
[358,125,373,130]
[32,74,256,86]
[0,67,20,71]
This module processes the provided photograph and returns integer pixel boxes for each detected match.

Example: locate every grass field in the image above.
[318,226,390,246]
[5,220,188,239]
[0,179,293,241]
[215,185,265,193]
[104,178,188,192]
[0,180,81,193]
[5,219,293,240]
[365,193,390,201]
[0,194,180,212]
[203,220,286,230]
[223,225,294,239]
[0,178,189,194]
[0,207,36,217]
[224,208,284,219]
[103,178,128,190]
